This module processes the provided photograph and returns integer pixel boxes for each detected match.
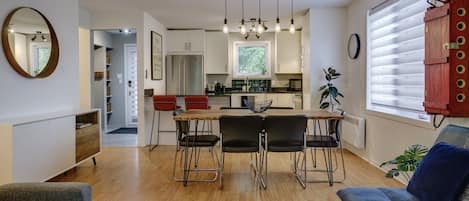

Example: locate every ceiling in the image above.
[80,0,352,29]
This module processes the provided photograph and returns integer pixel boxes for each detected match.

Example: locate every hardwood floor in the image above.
[51,146,403,201]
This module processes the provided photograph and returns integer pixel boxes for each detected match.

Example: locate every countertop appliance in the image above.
[166,55,204,95]
[289,79,302,92]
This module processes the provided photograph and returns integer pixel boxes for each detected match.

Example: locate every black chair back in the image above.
[173,109,189,141]
[264,115,308,151]
[219,115,264,152]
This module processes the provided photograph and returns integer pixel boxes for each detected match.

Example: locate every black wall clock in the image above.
[347,33,361,60]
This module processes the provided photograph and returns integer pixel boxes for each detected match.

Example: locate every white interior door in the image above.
[125,44,138,127]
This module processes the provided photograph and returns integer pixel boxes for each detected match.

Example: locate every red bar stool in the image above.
[184,96,211,134]
[150,95,180,151]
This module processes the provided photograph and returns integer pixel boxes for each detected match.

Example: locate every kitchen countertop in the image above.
[144,92,302,98]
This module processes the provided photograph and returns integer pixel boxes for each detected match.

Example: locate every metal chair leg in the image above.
[149,110,156,151]
[183,146,189,186]
[219,152,224,189]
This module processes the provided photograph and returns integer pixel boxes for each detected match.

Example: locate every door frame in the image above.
[124,43,138,128]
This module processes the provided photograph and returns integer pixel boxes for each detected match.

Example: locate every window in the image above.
[233,41,271,77]
[367,0,429,121]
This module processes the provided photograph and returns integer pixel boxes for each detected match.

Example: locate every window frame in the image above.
[365,0,430,123]
[30,42,51,76]
[232,40,271,78]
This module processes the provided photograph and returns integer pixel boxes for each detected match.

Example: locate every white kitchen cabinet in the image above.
[276,31,302,74]
[273,94,295,108]
[167,30,205,53]
[205,32,228,74]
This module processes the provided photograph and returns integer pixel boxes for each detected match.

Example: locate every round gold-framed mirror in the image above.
[1,7,59,78]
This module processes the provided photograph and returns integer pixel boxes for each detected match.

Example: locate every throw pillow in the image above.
[407,142,469,201]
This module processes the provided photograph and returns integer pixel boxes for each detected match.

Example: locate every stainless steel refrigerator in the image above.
[166,55,204,95]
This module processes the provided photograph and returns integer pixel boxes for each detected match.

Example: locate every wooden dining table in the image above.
[173,109,344,121]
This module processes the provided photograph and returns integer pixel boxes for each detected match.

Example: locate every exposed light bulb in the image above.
[123,29,130,34]
[223,18,229,34]
[8,28,14,33]
[240,24,247,35]
[257,24,264,34]
[289,24,295,34]
[223,24,229,34]
[289,19,295,34]
[275,24,281,32]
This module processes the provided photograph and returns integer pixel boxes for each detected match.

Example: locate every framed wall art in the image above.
[151,31,163,80]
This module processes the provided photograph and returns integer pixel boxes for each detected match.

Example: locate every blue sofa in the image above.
[337,124,469,201]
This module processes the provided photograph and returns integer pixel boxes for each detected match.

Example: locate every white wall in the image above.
[142,12,167,146]
[308,8,347,110]
[143,12,167,95]
[0,0,79,121]
[79,7,92,110]
[343,0,469,179]
[93,31,113,48]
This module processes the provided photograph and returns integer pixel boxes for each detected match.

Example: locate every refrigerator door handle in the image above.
[183,58,186,95]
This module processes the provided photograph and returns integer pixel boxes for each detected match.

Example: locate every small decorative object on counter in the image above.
[245,99,273,113]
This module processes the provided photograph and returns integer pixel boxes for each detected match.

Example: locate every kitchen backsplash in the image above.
[231,80,272,92]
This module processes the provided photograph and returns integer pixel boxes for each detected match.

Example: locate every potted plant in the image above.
[380,144,429,181]
[319,67,344,111]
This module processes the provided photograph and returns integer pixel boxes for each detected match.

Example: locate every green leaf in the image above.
[319,85,327,91]
[333,96,341,104]
[320,102,330,109]
[379,144,429,180]
[330,87,338,98]
[338,92,344,98]
[320,90,330,103]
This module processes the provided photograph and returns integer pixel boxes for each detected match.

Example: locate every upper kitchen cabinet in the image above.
[167,30,205,54]
[276,31,302,74]
[205,31,228,74]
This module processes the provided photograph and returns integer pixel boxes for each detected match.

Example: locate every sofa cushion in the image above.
[337,188,418,201]
[461,185,469,201]
[407,142,469,201]
[0,182,91,201]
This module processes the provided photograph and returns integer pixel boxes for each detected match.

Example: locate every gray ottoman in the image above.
[0,182,91,201]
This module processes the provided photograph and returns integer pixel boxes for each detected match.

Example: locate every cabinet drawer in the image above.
[76,124,100,163]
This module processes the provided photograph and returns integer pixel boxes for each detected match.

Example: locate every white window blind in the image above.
[367,0,428,120]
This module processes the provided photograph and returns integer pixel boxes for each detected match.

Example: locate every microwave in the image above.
[289,79,302,91]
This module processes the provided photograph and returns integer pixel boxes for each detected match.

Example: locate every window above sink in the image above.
[233,41,271,78]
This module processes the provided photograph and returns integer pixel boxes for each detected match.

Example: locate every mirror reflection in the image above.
[6,8,53,77]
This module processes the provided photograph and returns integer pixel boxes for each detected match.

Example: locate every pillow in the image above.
[407,142,469,201]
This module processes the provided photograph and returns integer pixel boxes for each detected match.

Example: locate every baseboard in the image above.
[343,146,407,185]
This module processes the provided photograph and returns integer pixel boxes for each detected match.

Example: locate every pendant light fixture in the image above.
[289,0,295,34]
[275,0,281,32]
[257,0,264,34]
[223,0,229,34]
[240,0,247,35]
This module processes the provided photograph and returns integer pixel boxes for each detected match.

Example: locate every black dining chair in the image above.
[262,115,308,189]
[303,111,346,186]
[172,109,220,186]
[219,115,264,189]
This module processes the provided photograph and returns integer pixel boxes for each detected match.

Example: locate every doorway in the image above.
[124,44,138,127]
[91,29,138,147]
